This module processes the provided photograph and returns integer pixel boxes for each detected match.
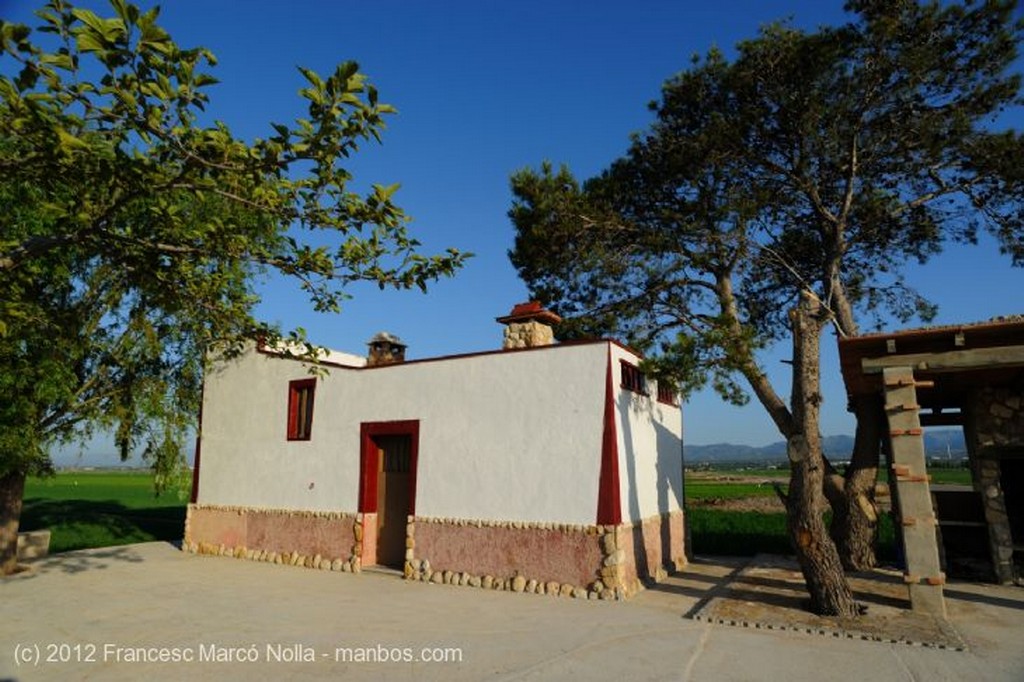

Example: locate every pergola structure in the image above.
[838,317,1024,616]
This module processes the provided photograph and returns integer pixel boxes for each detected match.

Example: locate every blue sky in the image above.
[4,1,1022,463]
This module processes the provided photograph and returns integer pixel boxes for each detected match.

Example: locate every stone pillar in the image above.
[882,366,946,617]
[974,457,1015,583]
[496,302,562,350]
[503,320,556,349]
[967,386,1024,584]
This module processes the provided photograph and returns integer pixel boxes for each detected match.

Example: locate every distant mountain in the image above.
[685,429,966,463]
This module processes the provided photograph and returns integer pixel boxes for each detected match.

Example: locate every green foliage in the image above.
[0,1,468,481]
[509,1,1023,410]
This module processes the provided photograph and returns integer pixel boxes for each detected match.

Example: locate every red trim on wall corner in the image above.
[597,346,622,525]
[358,420,421,515]
[190,382,205,504]
[190,435,201,504]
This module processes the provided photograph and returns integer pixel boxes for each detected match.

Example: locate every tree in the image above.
[0,0,468,574]
[509,0,1022,615]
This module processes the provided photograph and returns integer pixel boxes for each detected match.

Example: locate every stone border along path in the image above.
[689,613,966,651]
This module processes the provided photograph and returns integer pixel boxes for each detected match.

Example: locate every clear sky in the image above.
[4,0,1022,463]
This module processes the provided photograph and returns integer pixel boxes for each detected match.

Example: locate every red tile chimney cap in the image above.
[496,301,562,325]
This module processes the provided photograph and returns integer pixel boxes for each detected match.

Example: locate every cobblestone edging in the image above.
[182,504,362,574]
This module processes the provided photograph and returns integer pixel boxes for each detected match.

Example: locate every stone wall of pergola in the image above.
[965,385,1024,584]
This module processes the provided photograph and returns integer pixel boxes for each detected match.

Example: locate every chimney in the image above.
[496,301,562,350]
[366,331,407,367]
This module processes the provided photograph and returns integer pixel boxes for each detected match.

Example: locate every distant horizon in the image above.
[50,427,971,469]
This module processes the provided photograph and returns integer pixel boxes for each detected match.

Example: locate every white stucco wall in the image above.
[610,345,684,523]
[198,342,614,525]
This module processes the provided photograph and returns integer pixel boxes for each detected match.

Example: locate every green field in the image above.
[20,471,189,554]
[924,468,972,485]
[682,468,944,558]
[20,467,961,558]
[687,507,899,559]
[685,480,783,501]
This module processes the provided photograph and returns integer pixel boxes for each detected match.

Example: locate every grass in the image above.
[20,471,188,554]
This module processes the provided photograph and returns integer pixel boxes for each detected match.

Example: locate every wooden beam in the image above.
[861,345,1024,374]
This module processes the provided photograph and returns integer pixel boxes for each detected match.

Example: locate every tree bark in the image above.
[0,469,27,576]
[830,394,884,571]
[786,295,858,617]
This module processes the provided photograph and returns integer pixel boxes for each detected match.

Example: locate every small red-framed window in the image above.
[620,360,647,395]
[657,382,679,406]
[287,378,317,441]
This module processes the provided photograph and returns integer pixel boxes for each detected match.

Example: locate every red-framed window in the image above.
[287,378,317,441]
[657,382,679,406]
[620,360,647,395]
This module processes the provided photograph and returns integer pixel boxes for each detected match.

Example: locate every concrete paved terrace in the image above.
[2,542,1023,681]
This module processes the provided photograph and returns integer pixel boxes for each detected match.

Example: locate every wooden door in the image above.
[375,435,411,567]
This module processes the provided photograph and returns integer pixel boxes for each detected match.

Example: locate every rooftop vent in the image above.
[367,331,407,367]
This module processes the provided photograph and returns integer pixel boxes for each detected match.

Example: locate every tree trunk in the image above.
[786,295,859,617]
[786,436,858,616]
[0,469,27,576]
[830,395,884,571]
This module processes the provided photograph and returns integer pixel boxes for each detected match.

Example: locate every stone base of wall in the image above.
[17,530,50,561]
[405,510,686,600]
[618,509,687,592]
[184,504,362,572]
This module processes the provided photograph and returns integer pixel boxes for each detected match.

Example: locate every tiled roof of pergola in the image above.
[837,316,1024,421]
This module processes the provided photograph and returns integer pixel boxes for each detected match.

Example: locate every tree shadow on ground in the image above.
[18,544,152,576]
[16,499,185,576]
[944,586,1024,611]
[650,555,913,620]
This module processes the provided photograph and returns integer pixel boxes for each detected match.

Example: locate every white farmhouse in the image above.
[185,303,686,598]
